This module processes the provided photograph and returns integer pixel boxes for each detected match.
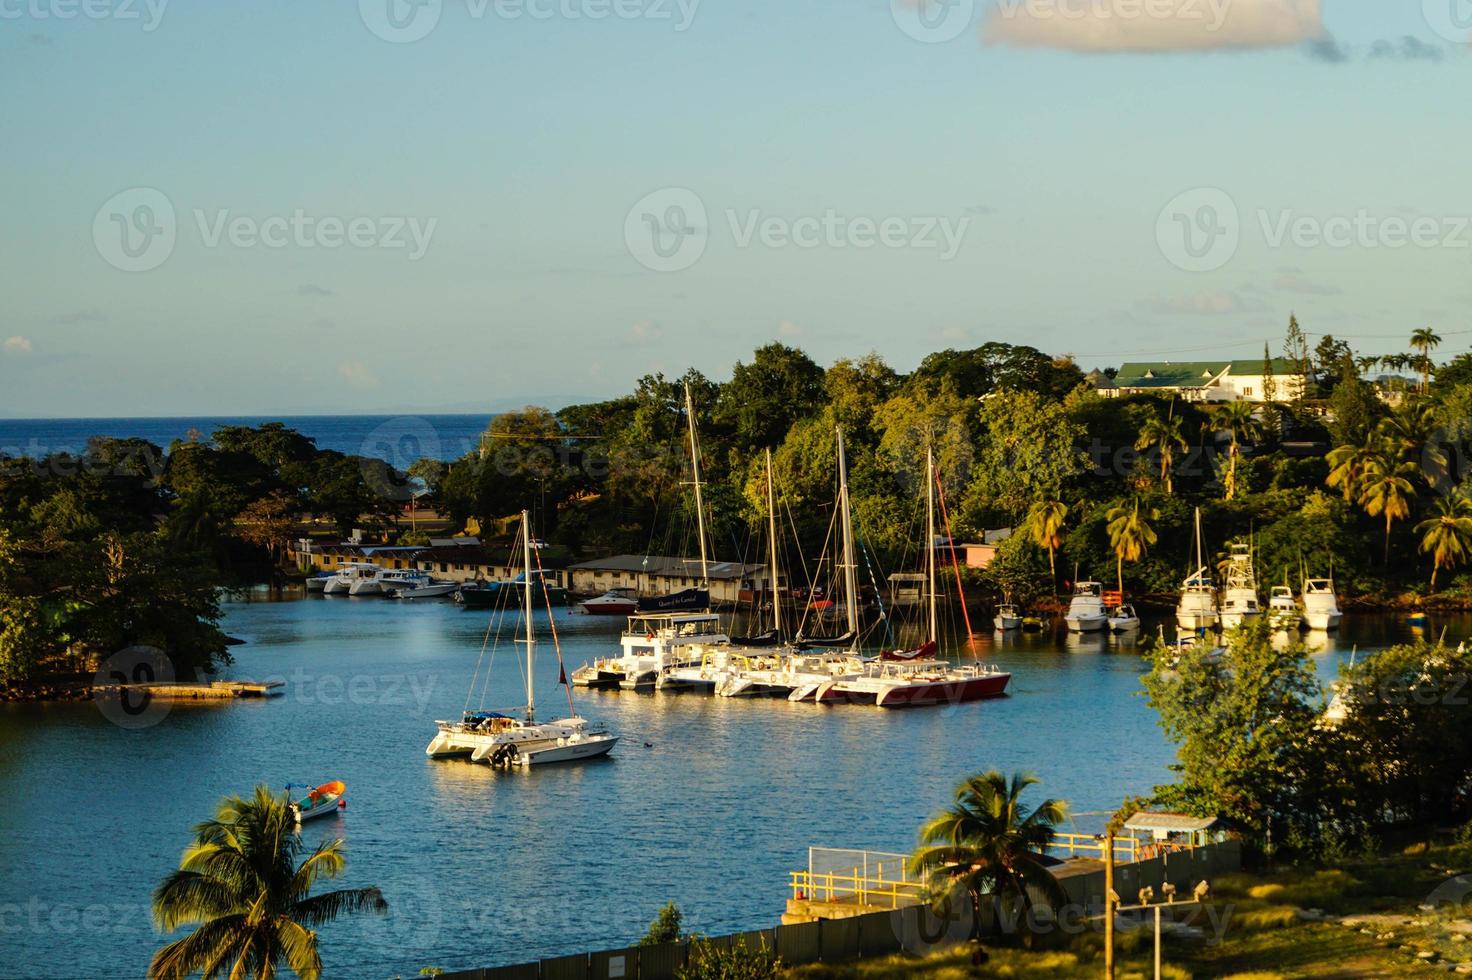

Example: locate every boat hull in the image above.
[994,616,1021,631]
[873,673,1010,708]
[1065,615,1107,634]
[1304,612,1342,631]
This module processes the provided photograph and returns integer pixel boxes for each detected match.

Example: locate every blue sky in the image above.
[1,0,1469,416]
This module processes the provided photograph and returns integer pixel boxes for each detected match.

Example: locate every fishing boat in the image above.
[1108,603,1141,633]
[426,512,617,767]
[1219,541,1262,629]
[286,780,345,823]
[1301,575,1343,631]
[1176,509,1219,631]
[994,603,1022,631]
[579,589,639,616]
[1064,581,1108,633]
[1267,585,1302,632]
[813,448,1010,708]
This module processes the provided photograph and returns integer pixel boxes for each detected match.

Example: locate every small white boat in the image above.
[993,603,1022,631]
[1108,603,1141,633]
[580,589,639,616]
[1268,585,1303,632]
[287,780,345,823]
[1064,582,1108,633]
[1302,576,1342,631]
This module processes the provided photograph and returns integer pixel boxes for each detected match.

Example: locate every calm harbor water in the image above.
[0,598,1457,979]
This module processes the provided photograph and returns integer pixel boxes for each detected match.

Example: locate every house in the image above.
[566,555,766,606]
[956,528,1014,569]
[291,540,424,572]
[1102,360,1307,403]
[413,539,567,588]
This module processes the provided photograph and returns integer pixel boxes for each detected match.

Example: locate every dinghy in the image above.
[287,780,345,823]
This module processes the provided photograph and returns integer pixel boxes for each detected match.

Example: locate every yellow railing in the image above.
[1049,833,1140,863]
[790,861,927,908]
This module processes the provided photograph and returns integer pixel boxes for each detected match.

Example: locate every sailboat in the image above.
[1219,541,1262,629]
[812,448,1010,708]
[571,382,731,690]
[426,511,618,767]
[1176,508,1219,631]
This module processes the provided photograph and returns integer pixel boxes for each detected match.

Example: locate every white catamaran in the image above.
[426,512,618,767]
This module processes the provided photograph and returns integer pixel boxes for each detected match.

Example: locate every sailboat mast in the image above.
[765,448,782,639]
[684,382,710,587]
[926,446,938,644]
[1194,507,1204,573]
[523,509,534,720]
[836,427,859,636]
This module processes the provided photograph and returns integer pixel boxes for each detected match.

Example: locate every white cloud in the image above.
[1273,271,1342,296]
[337,359,378,388]
[628,320,663,344]
[777,319,803,338]
[4,336,34,353]
[985,0,1324,53]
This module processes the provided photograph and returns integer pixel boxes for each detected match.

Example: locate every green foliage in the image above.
[640,901,684,946]
[149,784,387,980]
[965,391,1086,526]
[677,937,780,980]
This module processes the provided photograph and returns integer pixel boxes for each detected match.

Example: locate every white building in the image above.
[1102,360,1307,403]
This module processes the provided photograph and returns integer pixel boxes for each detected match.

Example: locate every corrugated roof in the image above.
[1113,359,1303,388]
[567,554,764,580]
[1122,812,1219,832]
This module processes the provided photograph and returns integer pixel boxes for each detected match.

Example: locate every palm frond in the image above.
[291,886,389,927]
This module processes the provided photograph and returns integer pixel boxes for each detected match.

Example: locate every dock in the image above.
[100,680,285,700]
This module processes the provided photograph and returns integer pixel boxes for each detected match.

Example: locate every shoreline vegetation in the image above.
[6,325,1472,694]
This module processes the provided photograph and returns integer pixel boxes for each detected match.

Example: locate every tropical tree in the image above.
[907,771,1067,946]
[150,785,388,980]
[1411,327,1442,394]
[1134,405,1188,495]
[1415,491,1472,590]
[1209,401,1263,500]
[1326,434,1380,504]
[1022,500,1068,590]
[1378,401,1447,492]
[1358,455,1417,565]
[1106,499,1158,599]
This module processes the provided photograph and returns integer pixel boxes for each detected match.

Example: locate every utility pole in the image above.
[1104,831,1115,980]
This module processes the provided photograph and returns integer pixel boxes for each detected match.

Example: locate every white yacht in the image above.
[1219,542,1262,629]
[426,512,617,767]
[1302,576,1343,631]
[1064,582,1108,633]
[323,563,382,595]
[1267,585,1303,632]
[1176,509,1218,631]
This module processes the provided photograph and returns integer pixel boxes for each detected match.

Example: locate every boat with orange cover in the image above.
[286,780,345,823]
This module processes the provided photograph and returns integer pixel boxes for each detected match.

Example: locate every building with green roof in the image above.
[1101,359,1306,403]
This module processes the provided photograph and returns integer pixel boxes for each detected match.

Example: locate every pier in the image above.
[100,680,285,700]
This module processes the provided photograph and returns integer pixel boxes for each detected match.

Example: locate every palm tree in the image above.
[1209,401,1263,501]
[1411,327,1442,394]
[1106,499,1158,600]
[908,771,1067,945]
[150,785,388,980]
[1358,455,1417,566]
[1416,491,1472,591]
[1135,405,1189,495]
[1023,500,1068,591]
[1378,401,1447,490]
[1326,435,1380,503]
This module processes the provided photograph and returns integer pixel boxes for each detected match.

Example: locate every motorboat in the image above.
[393,580,460,599]
[1176,509,1219,631]
[304,571,333,593]
[322,563,381,595]
[1267,585,1302,632]
[1219,542,1261,629]
[1108,603,1141,633]
[571,610,729,689]
[580,589,640,616]
[994,603,1022,631]
[426,512,617,768]
[1301,576,1342,631]
[1064,581,1108,633]
[286,780,345,823]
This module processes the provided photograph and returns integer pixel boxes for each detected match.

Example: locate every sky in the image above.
[1,0,1469,417]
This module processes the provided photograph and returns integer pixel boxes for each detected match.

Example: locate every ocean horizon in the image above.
[0,414,499,465]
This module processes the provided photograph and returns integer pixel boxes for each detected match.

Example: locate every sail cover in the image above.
[636,589,709,613]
